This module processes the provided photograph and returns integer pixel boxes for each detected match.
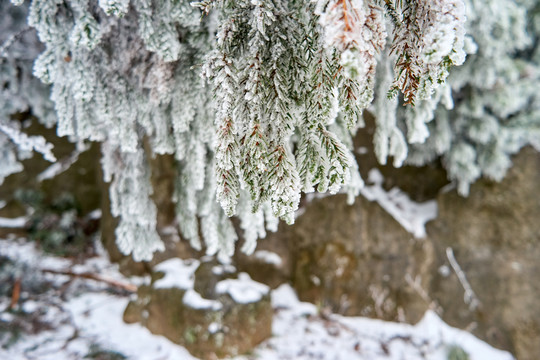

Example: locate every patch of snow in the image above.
[0,200,6,209]
[160,225,181,242]
[0,238,71,270]
[254,250,283,266]
[271,284,317,315]
[0,240,515,360]
[87,209,102,219]
[252,284,514,360]
[416,311,512,360]
[21,300,39,313]
[0,303,76,360]
[0,312,14,322]
[211,263,236,276]
[356,146,369,155]
[216,273,270,304]
[361,169,437,238]
[154,258,200,290]
[129,275,151,287]
[0,216,27,228]
[183,289,222,311]
[65,293,198,360]
[208,322,221,334]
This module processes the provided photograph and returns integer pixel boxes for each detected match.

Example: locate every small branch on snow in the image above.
[446,247,481,311]
[41,268,137,293]
[9,277,21,309]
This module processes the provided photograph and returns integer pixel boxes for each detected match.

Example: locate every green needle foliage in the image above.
[1,0,537,261]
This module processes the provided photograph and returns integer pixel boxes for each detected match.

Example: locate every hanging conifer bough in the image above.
[375,0,540,196]
[202,0,466,222]
[3,0,472,260]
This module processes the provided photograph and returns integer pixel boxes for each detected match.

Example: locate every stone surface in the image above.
[250,146,539,359]
[124,260,272,360]
[267,192,436,323]
[234,245,290,290]
[426,147,540,360]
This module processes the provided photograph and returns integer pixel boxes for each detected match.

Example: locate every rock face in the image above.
[112,142,539,359]
[426,147,540,360]
[255,147,539,360]
[265,193,436,323]
[124,258,272,360]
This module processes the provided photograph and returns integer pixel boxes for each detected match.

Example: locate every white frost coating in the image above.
[103,144,164,261]
[99,0,130,17]
[238,195,267,255]
[390,0,467,103]
[183,289,222,311]
[361,169,437,238]
[153,258,200,290]
[5,0,479,263]
[373,49,406,167]
[254,250,283,267]
[317,0,386,101]
[216,273,269,304]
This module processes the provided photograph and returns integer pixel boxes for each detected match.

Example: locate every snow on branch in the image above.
[11,0,534,262]
[446,247,481,311]
[0,123,56,162]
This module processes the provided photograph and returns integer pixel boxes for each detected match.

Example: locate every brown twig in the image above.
[9,277,21,309]
[41,269,137,293]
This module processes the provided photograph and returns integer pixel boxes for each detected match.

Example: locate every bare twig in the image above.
[446,247,481,311]
[9,277,21,309]
[41,268,137,293]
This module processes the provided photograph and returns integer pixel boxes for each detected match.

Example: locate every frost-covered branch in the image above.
[6,0,537,262]
[446,247,481,311]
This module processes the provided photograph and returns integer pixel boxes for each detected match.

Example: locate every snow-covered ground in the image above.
[0,238,514,360]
